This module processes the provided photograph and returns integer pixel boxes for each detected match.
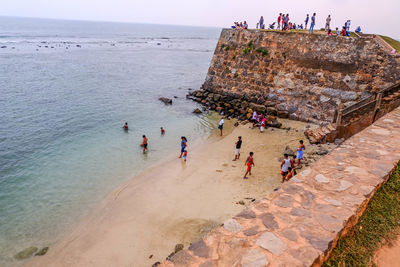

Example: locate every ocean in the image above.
[0,16,220,265]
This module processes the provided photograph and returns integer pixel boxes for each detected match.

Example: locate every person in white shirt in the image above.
[281,153,291,183]
[325,15,331,31]
[218,117,224,136]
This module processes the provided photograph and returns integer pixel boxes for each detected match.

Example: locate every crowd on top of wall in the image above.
[232,13,362,37]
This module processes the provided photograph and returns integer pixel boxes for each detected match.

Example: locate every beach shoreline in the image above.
[26,118,313,267]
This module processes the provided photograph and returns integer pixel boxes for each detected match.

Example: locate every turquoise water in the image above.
[0,17,220,265]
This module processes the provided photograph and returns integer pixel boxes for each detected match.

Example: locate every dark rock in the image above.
[35,247,49,256]
[188,239,209,258]
[152,262,161,267]
[174,243,184,253]
[169,250,195,264]
[243,226,259,236]
[274,195,293,208]
[14,246,38,260]
[159,97,172,105]
[236,209,257,219]
[277,111,289,118]
[193,108,202,114]
[234,122,239,127]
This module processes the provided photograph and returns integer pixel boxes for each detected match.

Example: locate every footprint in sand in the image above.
[222,163,228,167]
[216,170,223,172]
[231,165,236,167]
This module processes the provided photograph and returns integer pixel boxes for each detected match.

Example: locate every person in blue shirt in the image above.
[305,14,309,30]
[309,13,316,34]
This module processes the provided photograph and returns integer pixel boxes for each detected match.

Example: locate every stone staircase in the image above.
[304,123,337,144]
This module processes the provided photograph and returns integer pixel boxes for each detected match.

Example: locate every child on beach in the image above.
[141,135,148,153]
[233,136,242,161]
[218,117,224,136]
[281,153,291,183]
[243,152,254,179]
[179,136,187,158]
[296,140,305,166]
[160,127,165,135]
[285,167,295,182]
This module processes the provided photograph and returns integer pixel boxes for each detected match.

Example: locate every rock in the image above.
[35,247,49,256]
[280,229,298,241]
[274,195,293,208]
[152,262,161,267]
[174,243,184,253]
[241,248,269,267]
[223,218,242,233]
[256,232,286,255]
[316,148,329,155]
[236,209,257,219]
[14,246,38,260]
[291,208,312,218]
[283,146,295,156]
[169,250,194,265]
[193,108,202,114]
[159,97,172,105]
[266,107,277,116]
[188,239,209,258]
[340,91,358,101]
[314,174,329,183]
[315,214,342,232]
[337,180,353,192]
[268,120,282,128]
[238,200,245,205]
[334,138,344,145]
[260,213,279,230]
[249,103,266,113]
[277,111,289,118]
[234,122,239,127]
[243,227,259,236]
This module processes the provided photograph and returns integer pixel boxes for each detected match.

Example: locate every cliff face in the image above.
[198,29,400,123]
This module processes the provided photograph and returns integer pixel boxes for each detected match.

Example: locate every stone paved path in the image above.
[160,107,400,267]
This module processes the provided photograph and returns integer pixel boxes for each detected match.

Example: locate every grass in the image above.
[380,35,400,52]
[323,161,400,267]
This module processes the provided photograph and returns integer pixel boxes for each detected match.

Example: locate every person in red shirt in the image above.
[277,13,282,30]
[141,135,148,153]
[123,122,128,130]
[160,127,165,135]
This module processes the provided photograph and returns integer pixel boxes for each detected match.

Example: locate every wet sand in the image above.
[27,119,310,267]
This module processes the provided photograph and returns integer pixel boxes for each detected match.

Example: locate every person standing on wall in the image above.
[259,16,264,30]
[325,15,331,31]
[309,13,316,34]
[304,14,309,30]
[277,13,282,30]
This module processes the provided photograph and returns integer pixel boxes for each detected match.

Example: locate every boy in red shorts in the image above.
[243,152,255,179]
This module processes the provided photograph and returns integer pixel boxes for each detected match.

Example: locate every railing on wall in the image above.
[335,81,400,127]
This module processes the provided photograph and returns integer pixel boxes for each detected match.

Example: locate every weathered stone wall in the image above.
[160,106,400,267]
[195,29,400,124]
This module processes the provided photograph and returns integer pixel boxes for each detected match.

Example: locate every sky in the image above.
[1,0,399,38]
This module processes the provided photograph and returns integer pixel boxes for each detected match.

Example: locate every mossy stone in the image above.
[14,246,38,260]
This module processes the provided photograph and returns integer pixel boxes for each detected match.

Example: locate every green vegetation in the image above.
[323,161,400,267]
[220,44,230,51]
[248,40,254,49]
[256,47,269,56]
[380,35,400,52]
[242,47,251,55]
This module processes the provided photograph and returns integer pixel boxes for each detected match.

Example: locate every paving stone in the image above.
[169,250,195,265]
[290,208,312,218]
[243,226,259,236]
[236,209,257,219]
[290,177,302,183]
[241,248,269,267]
[280,229,298,241]
[301,169,312,176]
[274,195,293,208]
[315,214,342,232]
[313,203,334,214]
[224,218,243,233]
[260,213,279,230]
[344,166,369,176]
[283,184,304,194]
[324,198,342,206]
[337,180,353,192]
[199,261,216,267]
[314,174,329,183]
[303,234,333,252]
[188,239,209,258]
[359,185,375,197]
[300,190,315,209]
[256,232,287,256]
[370,128,390,135]
[288,246,320,266]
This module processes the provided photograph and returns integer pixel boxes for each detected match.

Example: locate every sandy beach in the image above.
[27,118,311,267]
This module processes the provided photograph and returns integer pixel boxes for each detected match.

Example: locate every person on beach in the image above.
[141,135,148,153]
[325,15,331,31]
[336,27,340,36]
[305,14,309,30]
[218,117,224,136]
[243,152,254,179]
[281,153,291,183]
[160,127,165,135]
[309,13,316,34]
[260,117,266,132]
[233,136,242,161]
[290,155,298,175]
[179,136,187,158]
[123,122,128,130]
[285,167,295,181]
[296,140,305,166]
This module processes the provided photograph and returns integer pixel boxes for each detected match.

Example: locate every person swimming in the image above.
[123,122,128,130]
[160,127,165,135]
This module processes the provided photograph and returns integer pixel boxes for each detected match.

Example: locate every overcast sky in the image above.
[1,0,399,38]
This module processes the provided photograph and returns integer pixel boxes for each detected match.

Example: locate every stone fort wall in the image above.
[195,29,400,124]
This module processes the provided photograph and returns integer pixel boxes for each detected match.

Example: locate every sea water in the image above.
[0,16,220,265]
